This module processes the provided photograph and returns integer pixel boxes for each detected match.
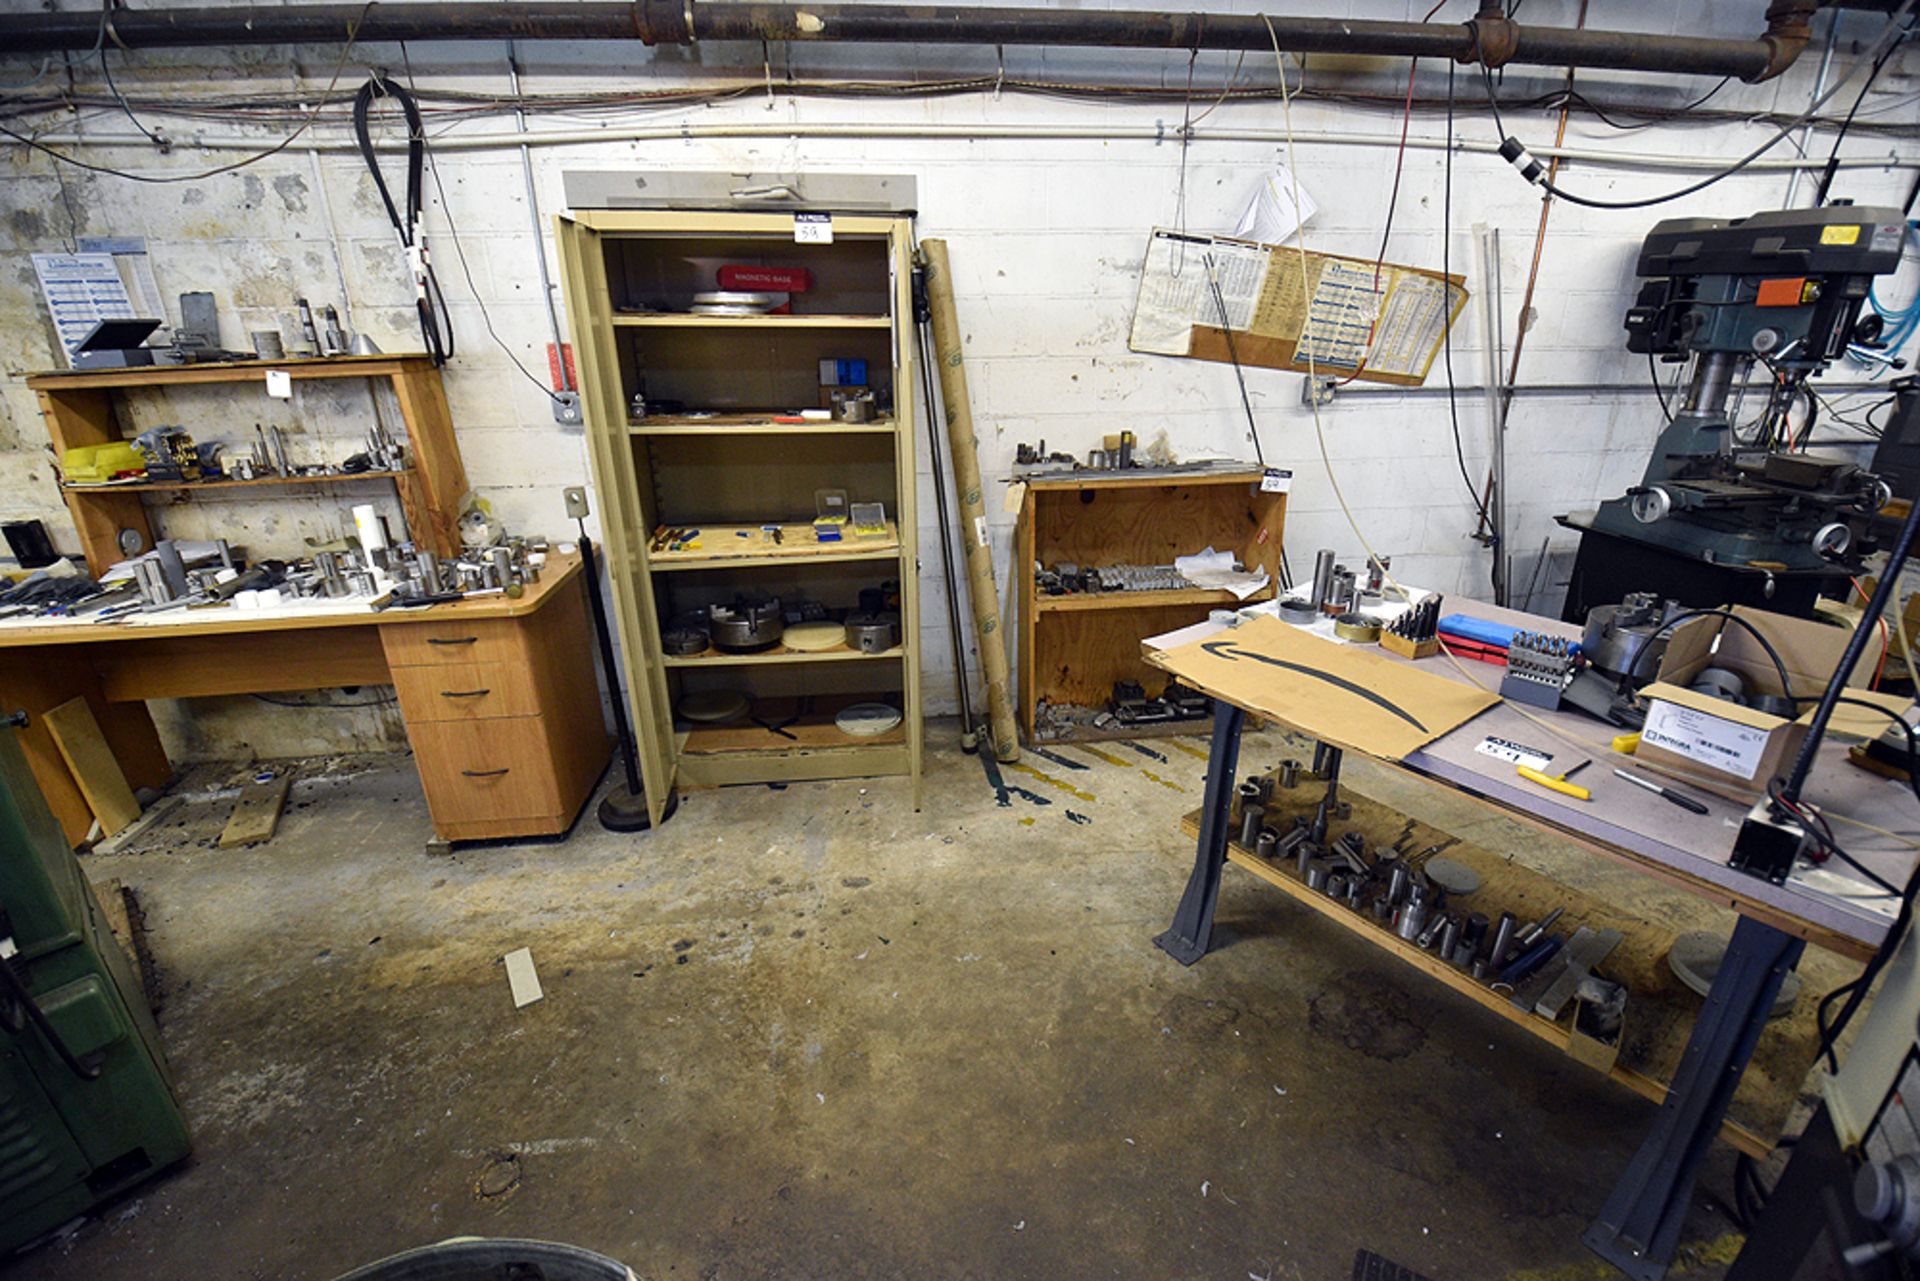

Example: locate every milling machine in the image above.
[1560,205,1909,621]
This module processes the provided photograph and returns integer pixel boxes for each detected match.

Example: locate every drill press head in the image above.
[1581,206,1908,578]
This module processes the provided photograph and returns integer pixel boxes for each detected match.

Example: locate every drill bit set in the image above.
[1498,629,1579,710]
[1380,595,1442,658]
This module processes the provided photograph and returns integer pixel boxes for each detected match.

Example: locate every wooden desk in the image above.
[0,554,610,845]
[1142,604,1915,1281]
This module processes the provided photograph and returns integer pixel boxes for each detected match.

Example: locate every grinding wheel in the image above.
[783,621,845,652]
[678,690,750,724]
[1424,856,1480,897]
[1668,929,1802,1018]
[835,702,902,736]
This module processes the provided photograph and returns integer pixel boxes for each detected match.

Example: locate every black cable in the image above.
[1203,253,1265,468]
[1783,491,1920,801]
[94,0,165,148]
[1649,351,1674,423]
[1564,78,1731,132]
[1813,25,1912,207]
[1479,5,1917,212]
[1441,65,1492,528]
[0,0,373,185]
[1619,607,1802,703]
[353,73,454,366]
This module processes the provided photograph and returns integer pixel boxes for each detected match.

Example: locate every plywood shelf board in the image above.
[63,470,409,495]
[648,521,901,570]
[677,693,905,753]
[1036,587,1275,613]
[1177,778,1820,1156]
[26,353,437,390]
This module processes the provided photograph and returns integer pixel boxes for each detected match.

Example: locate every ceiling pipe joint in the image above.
[1756,0,1821,82]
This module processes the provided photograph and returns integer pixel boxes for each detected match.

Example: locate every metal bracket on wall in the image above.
[551,391,582,426]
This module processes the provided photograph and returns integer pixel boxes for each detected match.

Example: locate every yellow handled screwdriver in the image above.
[1516,758,1592,801]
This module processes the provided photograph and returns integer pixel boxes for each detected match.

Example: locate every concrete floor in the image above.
[8,728,1786,1281]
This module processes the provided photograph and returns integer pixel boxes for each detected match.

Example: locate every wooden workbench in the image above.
[0,554,610,846]
[1141,600,1916,1280]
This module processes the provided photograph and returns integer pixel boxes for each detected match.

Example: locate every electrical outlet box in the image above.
[552,391,583,426]
[1301,378,1338,408]
[563,487,590,520]
[1728,797,1814,885]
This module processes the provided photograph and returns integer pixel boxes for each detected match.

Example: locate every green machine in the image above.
[0,709,188,1252]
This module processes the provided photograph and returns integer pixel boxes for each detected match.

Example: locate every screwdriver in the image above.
[1517,758,1591,801]
[1613,768,1710,815]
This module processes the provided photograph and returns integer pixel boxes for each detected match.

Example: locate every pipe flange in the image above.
[1461,4,1517,70]
[1756,0,1817,83]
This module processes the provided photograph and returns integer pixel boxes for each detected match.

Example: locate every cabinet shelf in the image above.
[662,642,904,667]
[62,470,409,496]
[648,521,901,572]
[612,313,890,330]
[630,416,896,437]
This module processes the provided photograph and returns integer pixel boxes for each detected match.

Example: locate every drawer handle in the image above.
[462,767,511,778]
[427,636,479,646]
[440,688,492,699]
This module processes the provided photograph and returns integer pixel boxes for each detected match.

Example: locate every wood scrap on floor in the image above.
[220,773,292,848]
[42,696,141,838]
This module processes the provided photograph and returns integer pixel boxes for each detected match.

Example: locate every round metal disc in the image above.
[1423,857,1480,897]
[783,621,845,652]
[1668,930,1802,1018]
[835,702,902,736]
[678,690,750,723]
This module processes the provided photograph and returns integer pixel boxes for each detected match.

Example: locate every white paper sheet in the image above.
[1175,546,1271,601]
[1232,165,1318,245]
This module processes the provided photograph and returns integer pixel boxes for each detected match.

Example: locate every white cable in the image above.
[13,117,1915,174]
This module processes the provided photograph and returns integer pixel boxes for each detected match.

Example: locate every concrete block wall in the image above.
[1,0,1917,760]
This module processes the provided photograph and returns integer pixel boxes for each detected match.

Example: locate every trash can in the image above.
[333,1238,637,1281]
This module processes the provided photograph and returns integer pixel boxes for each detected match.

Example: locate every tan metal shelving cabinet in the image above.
[557,210,922,822]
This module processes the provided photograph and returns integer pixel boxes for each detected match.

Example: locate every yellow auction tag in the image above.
[1822,225,1861,245]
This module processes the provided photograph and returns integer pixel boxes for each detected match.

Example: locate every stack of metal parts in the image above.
[1233,754,1626,1020]
[6,533,544,625]
[1498,630,1579,710]
[1034,561,1214,596]
[1110,679,1210,726]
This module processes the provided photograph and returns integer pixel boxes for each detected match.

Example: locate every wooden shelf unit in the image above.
[559,208,922,821]
[26,355,469,577]
[1016,469,1285,744]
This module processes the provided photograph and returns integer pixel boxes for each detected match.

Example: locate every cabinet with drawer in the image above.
[380,572,610,842]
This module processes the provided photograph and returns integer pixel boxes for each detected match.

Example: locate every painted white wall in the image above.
[2,0,1916,757]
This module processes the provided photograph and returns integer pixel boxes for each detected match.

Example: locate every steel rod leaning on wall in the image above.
[920,239,1020,765]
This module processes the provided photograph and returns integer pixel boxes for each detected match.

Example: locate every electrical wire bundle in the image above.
[352,75,454,366]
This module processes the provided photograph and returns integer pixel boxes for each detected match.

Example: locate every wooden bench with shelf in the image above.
[1016,468,1285,744]
[26,354,468,576]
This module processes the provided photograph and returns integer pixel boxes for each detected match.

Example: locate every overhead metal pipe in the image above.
[6,0,1809,82]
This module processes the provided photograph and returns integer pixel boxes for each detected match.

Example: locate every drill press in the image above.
[1561,205,1909,620]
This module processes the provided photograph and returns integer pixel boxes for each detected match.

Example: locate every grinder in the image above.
[708,598,784,653]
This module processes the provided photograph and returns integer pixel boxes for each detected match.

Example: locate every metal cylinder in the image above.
[1246,773,1274,804]
[1487,912,1519,970]
[1238,804,1265,849]
[1305,860,1328,893]
[416,551,441,594]
[1681,350,1740,417]
[1254,828,1279,861]
[1438,917,1462,962]
[1279,759,1300,790]
[1236,780,1262,809]
[1462,912,1489,955]
[1345,878,1363,911]
[1309,548,1336,611]
[1295,838,1314,878]
[1396,900,1428,943]
[1324,870,1346,900]
[1386,864,1410,907]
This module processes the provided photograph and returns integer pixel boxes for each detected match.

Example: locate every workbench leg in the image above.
[1584,914,1805,1281]
[1154,702,1243,966]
